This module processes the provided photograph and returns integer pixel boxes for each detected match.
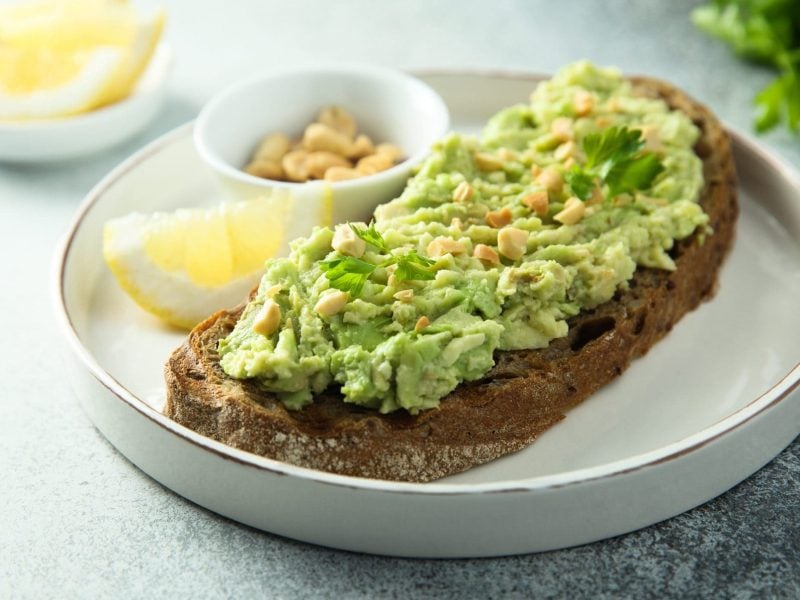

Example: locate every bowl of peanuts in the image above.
[194,64,450,225]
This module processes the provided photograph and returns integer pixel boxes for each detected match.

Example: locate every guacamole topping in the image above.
[218,61,707,414]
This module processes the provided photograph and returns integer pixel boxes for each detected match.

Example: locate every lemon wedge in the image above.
[103,195,293,330]
[0,0,165,120]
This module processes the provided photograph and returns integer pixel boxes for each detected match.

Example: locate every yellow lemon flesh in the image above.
[0,0,165,120]
[103,196,292,330]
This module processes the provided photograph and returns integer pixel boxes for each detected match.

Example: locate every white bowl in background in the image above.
[0,43,172,163]
[194,64,450,226]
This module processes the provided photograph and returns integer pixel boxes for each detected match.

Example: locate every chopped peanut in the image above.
[450,217,464,230]
[332,224,366,258]
[497,148,516,162]
[553,197,586,225]
[639,125,663,152]
[530,163,542,178]
[473,243,500,265]
[452,181,474,203]
[497,226,528,261]
[573,90,595,116]
[474,152,504,172]
[550,117,573,142]
[415,316,430,332]
[306,151,351,179]
[252,299,281,336]
[314,290,349,317]
[554,141,577,162]
[485,207,513,228]
[426,237,467,258]
[536,167,564,194]
[594,116,612,128]
[393,289,414,302]
[522,191,549,216]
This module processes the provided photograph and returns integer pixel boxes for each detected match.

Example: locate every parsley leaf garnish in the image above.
[320,222,436,296]
[692,0,800,134]
[319,257,376,297]
[350,221,390,253]
[394,250,436,282]
[564,126,665,201]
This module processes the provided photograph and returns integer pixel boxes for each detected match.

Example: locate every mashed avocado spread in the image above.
[218,61,707,414]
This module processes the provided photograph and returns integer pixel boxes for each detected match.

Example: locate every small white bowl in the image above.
[194,64,450,225]
[0,43,172,163]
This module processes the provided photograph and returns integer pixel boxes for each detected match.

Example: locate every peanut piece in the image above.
[554,141,577,162]
[553,197,586,225]
[252,299,281,336]
[485,207,513,228]
[639,125,663,152]
[497,227,528,261]
[415,316,430,332]
[254,133,290,162]
[332,224,366,258]
[306,151,351,180]
[573,90,595,116]
[324,166,361,182]
[550,117,573,142]
[452,181,474,203]
[522,191,549,216]
[314,290,349,317]
[473,243,500,265]
[282,150,310,182]
[348,134,374,160]
[426,237,467,258]
[356,153,393,175]
[393,289,414,302]
[474,152,504,172]
[536,167,563,194]
[317,106,357,139]
[245,158,284,180]
[303,123,353,155]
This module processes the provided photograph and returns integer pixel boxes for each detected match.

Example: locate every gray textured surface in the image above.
[1,0,798,598]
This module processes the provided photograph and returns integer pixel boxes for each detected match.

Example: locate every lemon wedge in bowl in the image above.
[103,195,295,330]
[0,0,165,120]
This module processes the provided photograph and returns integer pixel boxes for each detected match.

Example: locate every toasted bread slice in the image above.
[164,77,737,482]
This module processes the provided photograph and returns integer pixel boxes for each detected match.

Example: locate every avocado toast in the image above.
[164,64,737,482]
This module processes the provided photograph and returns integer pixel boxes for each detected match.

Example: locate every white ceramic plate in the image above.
[0,43,171,163]
[53,71,800,558]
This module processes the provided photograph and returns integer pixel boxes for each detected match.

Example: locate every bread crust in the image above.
[164,77,737,482]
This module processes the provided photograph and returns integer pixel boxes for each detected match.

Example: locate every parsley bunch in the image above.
[564,126,665,201]
[692,0,800,134]
[320,222,435,297]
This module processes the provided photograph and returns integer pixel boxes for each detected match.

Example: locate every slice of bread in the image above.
[164,76,737,482]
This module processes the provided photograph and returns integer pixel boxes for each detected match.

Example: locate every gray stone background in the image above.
[1,0,798,597]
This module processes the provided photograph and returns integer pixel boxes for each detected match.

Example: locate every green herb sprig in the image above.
[564,126,665,201]
[320,223,435,297]
[692,0,800,134]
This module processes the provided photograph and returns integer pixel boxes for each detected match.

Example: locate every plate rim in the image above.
[52,69,800,496]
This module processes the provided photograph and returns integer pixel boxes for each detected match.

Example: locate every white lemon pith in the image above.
[0,0,165,120]
[103,197,291,330]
